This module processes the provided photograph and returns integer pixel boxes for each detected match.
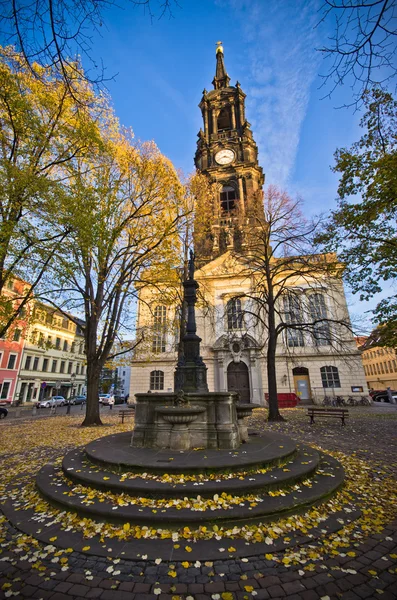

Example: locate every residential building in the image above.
[0,277,30,404]
[358,337,397,390]
[16,304,86,403]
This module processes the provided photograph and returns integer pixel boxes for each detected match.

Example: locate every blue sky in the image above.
[85,0,384,329]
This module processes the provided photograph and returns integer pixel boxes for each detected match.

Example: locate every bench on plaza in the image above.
[307,407,349,426]
[119,407,135,424]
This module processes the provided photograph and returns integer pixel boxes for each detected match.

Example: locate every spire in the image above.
[212,41,230,89]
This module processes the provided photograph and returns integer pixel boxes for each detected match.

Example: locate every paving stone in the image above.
[99,578,119,589]
[355,582,379,598]
[25,574,45,587]
[225,582,240,591]
[86,588,104,599]
[204,581,226,593]
[281,581,305,595]
[66,573,88,584]
[187,583,205,593]
[339,591,362,600]
[32,590,53,599]
[300,590,319,600]
[100,590,136,600]
[378,592,397,600]
[53,582,74,593]
[267,584,284,597]
[65,583,91,596]
[20,584,39,597]
[258,576,281,588]
[48,594,72,600]
[238,578,260,589]
[253,590,270,600]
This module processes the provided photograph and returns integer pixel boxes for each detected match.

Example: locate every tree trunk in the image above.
[81,315,103,426]
[267,299,285,422]
[82,359,102,426]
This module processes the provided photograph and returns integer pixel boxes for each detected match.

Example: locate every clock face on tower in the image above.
[215,149,235,165]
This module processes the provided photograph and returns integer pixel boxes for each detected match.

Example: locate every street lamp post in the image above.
[67,373,76,415]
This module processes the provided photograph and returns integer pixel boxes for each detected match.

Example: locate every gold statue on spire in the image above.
[216,41,224,54]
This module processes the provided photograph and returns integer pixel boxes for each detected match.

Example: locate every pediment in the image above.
[196,251,247,279]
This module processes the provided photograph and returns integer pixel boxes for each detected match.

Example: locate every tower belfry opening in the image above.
[194,42,265,261]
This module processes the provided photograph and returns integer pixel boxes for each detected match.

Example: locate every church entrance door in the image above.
[227,361,250,403]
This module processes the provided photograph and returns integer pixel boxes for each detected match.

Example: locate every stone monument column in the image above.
[174,251,209,393]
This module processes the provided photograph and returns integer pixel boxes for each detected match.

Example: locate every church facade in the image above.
[130,44,368,405]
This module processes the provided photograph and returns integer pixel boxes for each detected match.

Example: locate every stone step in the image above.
[62,445,320,498]
[36,453,344,528]
[84,431,297,474]
[1,488,361,561]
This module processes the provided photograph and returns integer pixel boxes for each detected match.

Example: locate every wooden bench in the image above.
[119,407,135,424]
[307,407,349,426]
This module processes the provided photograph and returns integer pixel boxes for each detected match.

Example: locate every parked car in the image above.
[67,395,86,405]
[114,395,125,405]
[98,394,111,405]
[0,407,8,419]
[372,390,397,402]
[37,396,66,408]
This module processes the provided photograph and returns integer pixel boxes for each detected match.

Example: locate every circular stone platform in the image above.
[84,430,297,472]
[0,429,348,562]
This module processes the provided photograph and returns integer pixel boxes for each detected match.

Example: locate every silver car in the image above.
[38,396,66,408]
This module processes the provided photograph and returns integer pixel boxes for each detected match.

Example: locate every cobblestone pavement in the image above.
[1,406,397,600]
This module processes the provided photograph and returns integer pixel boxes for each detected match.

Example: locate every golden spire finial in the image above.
[216,41,224,54]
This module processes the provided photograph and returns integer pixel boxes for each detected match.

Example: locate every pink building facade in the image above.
[0,278,28,404]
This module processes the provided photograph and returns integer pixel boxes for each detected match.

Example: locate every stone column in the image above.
[212,110,218,135]
[231,104,236,129]
[238,177,245,214]
[203,107,209,136]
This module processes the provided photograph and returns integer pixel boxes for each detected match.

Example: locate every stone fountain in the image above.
[26,255,346,564]
[131,251,259,451]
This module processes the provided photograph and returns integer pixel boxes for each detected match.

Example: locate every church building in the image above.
[130,44,368,405]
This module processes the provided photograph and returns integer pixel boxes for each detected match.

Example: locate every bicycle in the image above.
[360,395,371,406]
[346,395,357,406]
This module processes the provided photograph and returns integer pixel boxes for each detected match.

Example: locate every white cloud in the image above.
[226,0,321,187]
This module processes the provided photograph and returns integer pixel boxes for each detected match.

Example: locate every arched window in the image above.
[283,294,304,347]
[220,185,237,212]
[217,107,231,131]
[150,370,164,390]
[227,298,243,330]
[320,366,341,388]
[309,293,331,346]
[152,305,166,353]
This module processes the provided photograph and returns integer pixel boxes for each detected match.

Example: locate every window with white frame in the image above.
[0,381,11,399]
[7,354,17,369]
[309,293,331,346]
[150,370,164,390]
[282,294,304,347]
[227,298,243,330]
[320,366,341,388]
[152,306,167,353]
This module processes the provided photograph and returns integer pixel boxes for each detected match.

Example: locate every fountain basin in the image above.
[156,405,205,425]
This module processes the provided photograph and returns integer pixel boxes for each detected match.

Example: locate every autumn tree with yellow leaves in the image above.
[45,119,185,425]
[0,46,102,337]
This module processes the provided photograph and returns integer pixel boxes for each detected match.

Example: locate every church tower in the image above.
[194,42,265,259]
